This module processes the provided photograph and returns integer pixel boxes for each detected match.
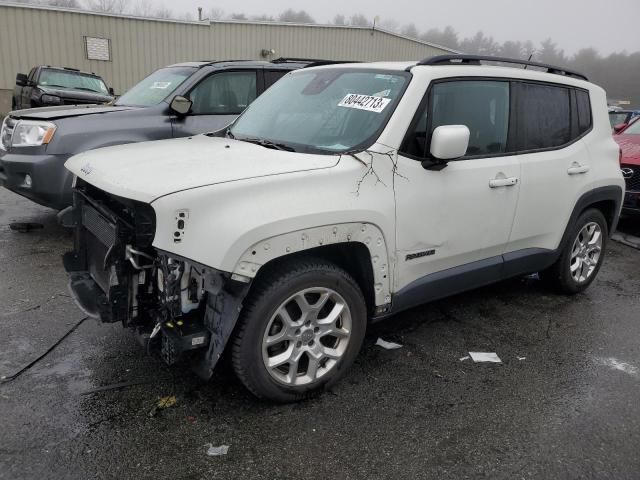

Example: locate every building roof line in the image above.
[0,1,459,54]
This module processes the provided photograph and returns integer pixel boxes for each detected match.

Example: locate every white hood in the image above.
[65,135,340,203]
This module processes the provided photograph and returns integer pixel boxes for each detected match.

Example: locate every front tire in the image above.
[541,208,608,294]
[231,258,367,402]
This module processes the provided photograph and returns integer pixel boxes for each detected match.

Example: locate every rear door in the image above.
[395,78,521,291]
[171,69,260,137]
[506,82,593,254]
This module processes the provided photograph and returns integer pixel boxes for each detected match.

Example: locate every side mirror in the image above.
[170,95,192,116]
[429,125,470,160]
[16,73,28,86]
[108,87,115,96]
[613,123,628,133]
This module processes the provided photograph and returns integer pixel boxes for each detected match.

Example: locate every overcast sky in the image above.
[160,0,639,55]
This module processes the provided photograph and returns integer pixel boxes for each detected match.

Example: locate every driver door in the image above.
[394,79,521,297]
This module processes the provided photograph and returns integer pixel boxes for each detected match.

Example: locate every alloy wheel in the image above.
[569,221,603,283]
[262,287,352,386]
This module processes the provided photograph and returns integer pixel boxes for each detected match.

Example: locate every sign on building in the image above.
[85,36,110,61]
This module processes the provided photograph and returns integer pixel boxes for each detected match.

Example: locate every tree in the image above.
[332,14,346,25]
[252,14,275,21]
[229,12,247,20]
[401,23,418,38]
[421,26,459,50]
[378,18,399,32]
[47,0,81,7]
[349,14,369,27]
[86,0,126,13]
[278,9,315,24]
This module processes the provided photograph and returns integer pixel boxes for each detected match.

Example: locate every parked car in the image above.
[0,59,324,209]
[609,108,640,131]
[62,55,624,402]
[12,65,114,110]
[614,117,640,214]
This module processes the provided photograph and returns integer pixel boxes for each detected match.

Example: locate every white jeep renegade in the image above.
[63,55,624,402]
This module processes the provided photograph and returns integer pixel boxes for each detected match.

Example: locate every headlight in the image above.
[40,94,62,105]
[12,120,57,147]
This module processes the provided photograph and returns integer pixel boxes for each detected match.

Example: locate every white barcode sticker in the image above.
[338,93,392,113]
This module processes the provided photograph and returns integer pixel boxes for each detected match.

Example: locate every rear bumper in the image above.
[0,149,73,209]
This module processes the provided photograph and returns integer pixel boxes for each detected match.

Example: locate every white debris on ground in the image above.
[595,357,639,378]
[375,338,403,350]
[206,444,230,456]
[517,356,526,361]
[468,352,502,363]
[459,356,470,361]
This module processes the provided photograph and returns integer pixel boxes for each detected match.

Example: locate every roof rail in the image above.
[271,57,358,68]
[414,54,588,81]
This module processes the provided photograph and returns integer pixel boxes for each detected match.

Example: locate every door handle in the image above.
[489,177,518,188]
[567,164,590,175]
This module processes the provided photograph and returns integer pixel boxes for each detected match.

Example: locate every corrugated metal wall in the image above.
[0,3,453,95]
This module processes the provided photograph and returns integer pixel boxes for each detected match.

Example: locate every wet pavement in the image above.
[1,188,639,480]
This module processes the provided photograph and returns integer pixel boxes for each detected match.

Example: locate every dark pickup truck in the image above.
[12,66,114,110]
[0,59,320,210]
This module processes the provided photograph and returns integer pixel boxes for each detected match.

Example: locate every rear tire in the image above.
[231,257,367,402]
[541,208,608,294]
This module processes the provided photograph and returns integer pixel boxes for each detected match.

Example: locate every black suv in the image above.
[0,59,323,209]
[12,65,114,110]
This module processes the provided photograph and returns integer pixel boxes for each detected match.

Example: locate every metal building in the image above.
[0,2,455,115]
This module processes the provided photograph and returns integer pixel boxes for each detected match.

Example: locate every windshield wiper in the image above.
[72,87,102,93]
[236,136,296,152]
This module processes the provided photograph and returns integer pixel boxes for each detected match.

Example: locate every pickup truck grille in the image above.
[0,116,16,150]
[622,164,640,192]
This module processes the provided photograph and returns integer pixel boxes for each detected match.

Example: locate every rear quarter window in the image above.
[517,83,571,150]
[576,90,592,135]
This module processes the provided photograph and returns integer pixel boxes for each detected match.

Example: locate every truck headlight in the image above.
[40,94,62,105]
[12,120,57,147]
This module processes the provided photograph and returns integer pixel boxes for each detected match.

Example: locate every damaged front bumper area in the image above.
[61,180,249,378]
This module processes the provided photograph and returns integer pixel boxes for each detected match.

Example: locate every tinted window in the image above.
[576,90,592,135]
[265,70,288,89]
[517,83,571,150]
[402,80,510,158]
[190,71,257,115]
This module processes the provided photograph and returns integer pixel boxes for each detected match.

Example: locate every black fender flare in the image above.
[558,185,623,249]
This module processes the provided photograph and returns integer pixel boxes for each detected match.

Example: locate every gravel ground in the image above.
[1,188,639,480]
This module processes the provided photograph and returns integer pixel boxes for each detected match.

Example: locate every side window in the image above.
[189,71,257,115]
[576,89,592,135]
[401,80,510,158]
[517,83,571,150]
[264,70,288,90]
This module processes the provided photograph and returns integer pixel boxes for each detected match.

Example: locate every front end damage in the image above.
[61,180,249,378]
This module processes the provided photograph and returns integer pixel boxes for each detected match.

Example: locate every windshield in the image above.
[609,112,631,128]
[115,67,196,107]
[39,69,108,94]
[230,69,409,154]
[623,119,640,134]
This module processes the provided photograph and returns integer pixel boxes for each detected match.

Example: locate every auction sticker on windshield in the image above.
[151,81,172,89]
[338,93,391,113]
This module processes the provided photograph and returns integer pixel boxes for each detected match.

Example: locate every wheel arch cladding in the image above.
[233,223,391,310]
[559,185,622,249]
